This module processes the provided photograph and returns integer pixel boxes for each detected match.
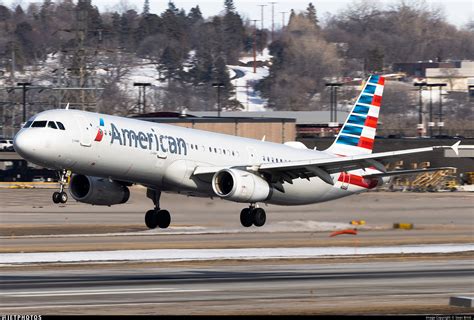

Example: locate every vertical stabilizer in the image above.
[325,75,385,156]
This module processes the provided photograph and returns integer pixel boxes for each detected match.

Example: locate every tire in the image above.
[240,208,253,227]
[157,210,171,229]
[59,192,68,203]
[145,209,158,229]
[253,208,266,227]
[52,192,61,204]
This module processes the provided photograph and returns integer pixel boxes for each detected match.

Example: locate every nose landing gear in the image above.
[52,169,69,204]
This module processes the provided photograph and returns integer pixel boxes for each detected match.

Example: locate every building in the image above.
[426,61,474,92]
[134,111,350,142]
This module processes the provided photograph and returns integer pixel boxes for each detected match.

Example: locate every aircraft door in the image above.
[74,115,93,147]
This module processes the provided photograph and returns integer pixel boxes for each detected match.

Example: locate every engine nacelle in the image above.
[69,174,130,206]
[212,169,271,203]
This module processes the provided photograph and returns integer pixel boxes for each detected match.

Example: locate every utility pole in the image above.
[269,2,277,42]
[251,19,259,74]
[258,5,267,31]
[280,11,287,30]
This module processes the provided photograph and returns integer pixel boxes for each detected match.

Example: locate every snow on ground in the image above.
[228,65,269,111]
[1,244,472,264]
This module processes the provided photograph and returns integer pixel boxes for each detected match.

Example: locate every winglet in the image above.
[452,141,461,156]
[65,102,70,110]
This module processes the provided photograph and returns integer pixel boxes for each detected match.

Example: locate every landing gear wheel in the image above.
[253,208,266,227]
[59,192,68,204]
[145,209,171,229]
[52,192,61,204]
[157,210,171,229]
[240,208,253,227]
[145,209,158,229]
[52,169,69,204]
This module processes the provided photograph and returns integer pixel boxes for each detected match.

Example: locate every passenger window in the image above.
[31,121,47,128]
[23,121,32,128]
[56,122,66,130]
[48,121,58,129]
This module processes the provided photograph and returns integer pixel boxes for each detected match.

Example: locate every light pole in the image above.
[427,83,447,135]
[133,82,151,114]
[212,83,225,117]
[414,81,427,137]
[325,82,343,126]
[17,82,31,123]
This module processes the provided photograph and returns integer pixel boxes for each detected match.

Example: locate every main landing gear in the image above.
[52,169,68,204]
[240,205,266,227]
[145,189,171,229]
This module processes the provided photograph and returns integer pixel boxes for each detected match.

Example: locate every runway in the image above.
[1,259,472,315]
[0,188,473,314]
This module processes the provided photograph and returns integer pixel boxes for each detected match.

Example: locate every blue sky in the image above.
[3,0,473,28]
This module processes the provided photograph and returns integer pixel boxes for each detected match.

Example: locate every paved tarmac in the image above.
[0,259,472,315]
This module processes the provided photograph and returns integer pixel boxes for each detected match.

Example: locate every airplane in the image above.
[13,75,466,229]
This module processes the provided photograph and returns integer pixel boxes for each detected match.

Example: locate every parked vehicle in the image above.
[0,139,13,151]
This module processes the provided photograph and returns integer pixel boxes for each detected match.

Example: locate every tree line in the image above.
[0,0,473,116]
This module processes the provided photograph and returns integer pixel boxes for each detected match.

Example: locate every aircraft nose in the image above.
[13,130,37,160]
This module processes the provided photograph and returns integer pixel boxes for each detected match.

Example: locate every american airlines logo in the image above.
[94,118,105,142]
[109,122,188,155]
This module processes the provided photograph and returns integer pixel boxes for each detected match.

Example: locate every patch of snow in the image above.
[1,244,472,264]
[228,65,269,111]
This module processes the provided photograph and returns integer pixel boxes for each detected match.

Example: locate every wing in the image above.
[258,142,465,185]
[193,142,469,186]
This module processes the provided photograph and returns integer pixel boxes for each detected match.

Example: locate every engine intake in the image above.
[69,174,130,206]
[212,169,271,203]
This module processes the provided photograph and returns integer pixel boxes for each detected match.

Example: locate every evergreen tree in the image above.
[142,0,150,15]
[305,3,319,29]
[224,0,236,13]
[188,5,203,24]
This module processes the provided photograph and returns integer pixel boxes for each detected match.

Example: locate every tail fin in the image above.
[325,75,385,156]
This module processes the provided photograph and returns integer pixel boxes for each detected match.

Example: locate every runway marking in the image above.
[3,287,212,297]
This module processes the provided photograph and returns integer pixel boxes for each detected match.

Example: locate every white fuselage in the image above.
[14,109,376,205]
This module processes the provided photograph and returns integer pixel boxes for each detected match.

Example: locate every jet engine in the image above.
[69,174,130,206]
[212,169,271,203]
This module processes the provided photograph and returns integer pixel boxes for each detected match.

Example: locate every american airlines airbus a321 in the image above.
[13,75,466,229]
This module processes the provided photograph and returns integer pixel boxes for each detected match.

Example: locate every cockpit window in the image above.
[56,122,65,130]
[31,121,47,128]
[48,121,58,129]
[23,121,33,128]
